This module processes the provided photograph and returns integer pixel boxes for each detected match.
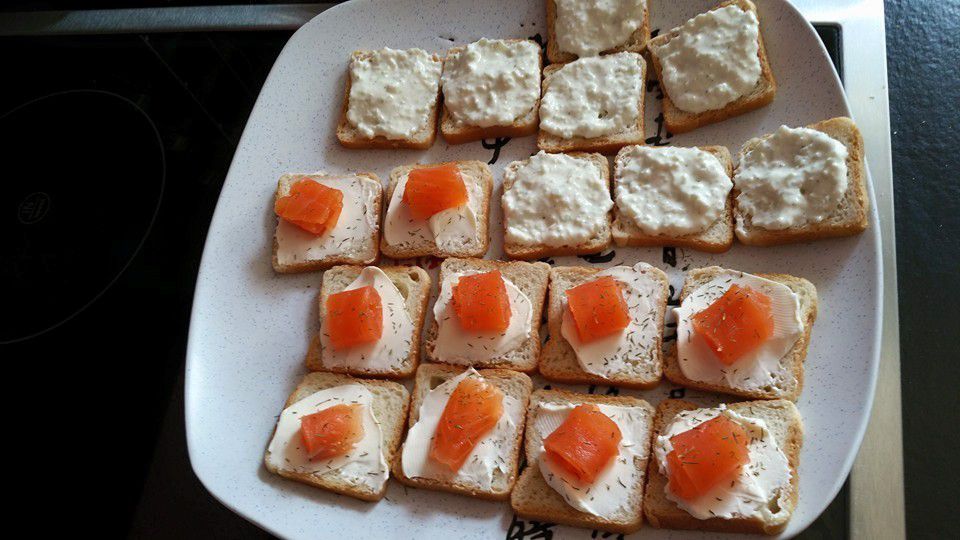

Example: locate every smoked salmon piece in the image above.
[666,415,750,501]
[543,404,622,484]
[326,285,383,350]
[299,403,364,460]
[452,270,511,332]
[565,276,631,342]
[691,284,774,365]
[429,377,504,471]
[402,163,468,220]
[275,179,344,235]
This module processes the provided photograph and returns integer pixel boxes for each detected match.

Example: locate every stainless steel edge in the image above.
[0,4,336,35]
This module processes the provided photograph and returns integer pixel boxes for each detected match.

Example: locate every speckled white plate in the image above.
[185,0,882,538]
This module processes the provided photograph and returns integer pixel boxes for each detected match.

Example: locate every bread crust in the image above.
[538,265,669,389]
[336,50,441,150]
[502,152,613,260]
[424,258,550,372]
[272,172,383,274]
[612,145,735,253]
[647,0,776,134]
[733,116,870,246]
[380,160,492,259]
[392,364,532,500]
[536,54,647,154]
[545,0,651,65]
[642,399,803,534]
[263,372,410,502]
[305,264,431,379]
[440,40,542,145]
[510,388,654,534]
[662,266,818,400]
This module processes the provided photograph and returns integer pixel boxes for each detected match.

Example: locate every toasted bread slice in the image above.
[440,39,542,145]
[511,388,655,534]
[647,0,776,134]
[502,152,613,260]
[272,173,383,273]
[380,160,492,259]
[539,264,669,389]
[537,53,647,154]
[545,0,651,64]
[306,265,430,379]
[263,372,409,502]
[663,266,818,400]
[612,146,734,253]
[337,49,441,150]
[392,363,532,500]
[643,399,803,534]
[424,258,550,372]
[734,117,870,246]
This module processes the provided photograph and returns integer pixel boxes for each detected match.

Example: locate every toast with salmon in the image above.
[263,372,409,501]
[380,161,493,259]
[663,266,818,400]
[306,265,431,378]
[272,173,383,273]
[510,388,655,534]
[424,258,550,372]
[539,265,669,389]
[642,399,803,534]
[392,363,533,500]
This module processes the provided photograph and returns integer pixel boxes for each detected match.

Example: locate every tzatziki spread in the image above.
[442,39,541,128]
[615,146,732,236]
[654,405,792,521]
[346,47,442,139]
[540,52,644,139]
[651,5,761,114]
[735,126,849,231]
[502,151,613,248]
[554,0,647,58]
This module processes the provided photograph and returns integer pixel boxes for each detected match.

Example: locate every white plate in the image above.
[185,0,882,538]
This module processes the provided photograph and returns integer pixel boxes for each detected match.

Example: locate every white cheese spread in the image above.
[554,0,647,58]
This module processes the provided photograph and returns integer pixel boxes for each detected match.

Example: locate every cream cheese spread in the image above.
[554,0,647,58]
[540,52,643,139]
[615,146,732,236]
[654,405,792,520]
[346,47,442,139]
[502,151,612,248]
[651,5,761,114]
[442,38,541,127]
[734,126,849,231]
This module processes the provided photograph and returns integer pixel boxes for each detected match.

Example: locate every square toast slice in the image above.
[663,266,818,400]
[263,372,409,501]
[306,265,431,379]
[510,388,655,534]
[539,264,669,389]
[424,258,550,372]
[643,399,803,534]
[545,0,651,65]
[612,145,735,253]
[733,116,870,246]
[380,160,493,259]
[647,0,776,134]
[272,172,383,273]
[392,363,532,500]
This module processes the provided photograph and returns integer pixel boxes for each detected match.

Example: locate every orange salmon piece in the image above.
[691,284,774,365]
[452,270,512,332]
[275,179,344,235]
[325,285,383,350]
[299,403,364,460]
[543,404,622,484]
[666,415,750,501]
[402,163,468,220]
[565,276,631,342]
[429,377,504,471]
